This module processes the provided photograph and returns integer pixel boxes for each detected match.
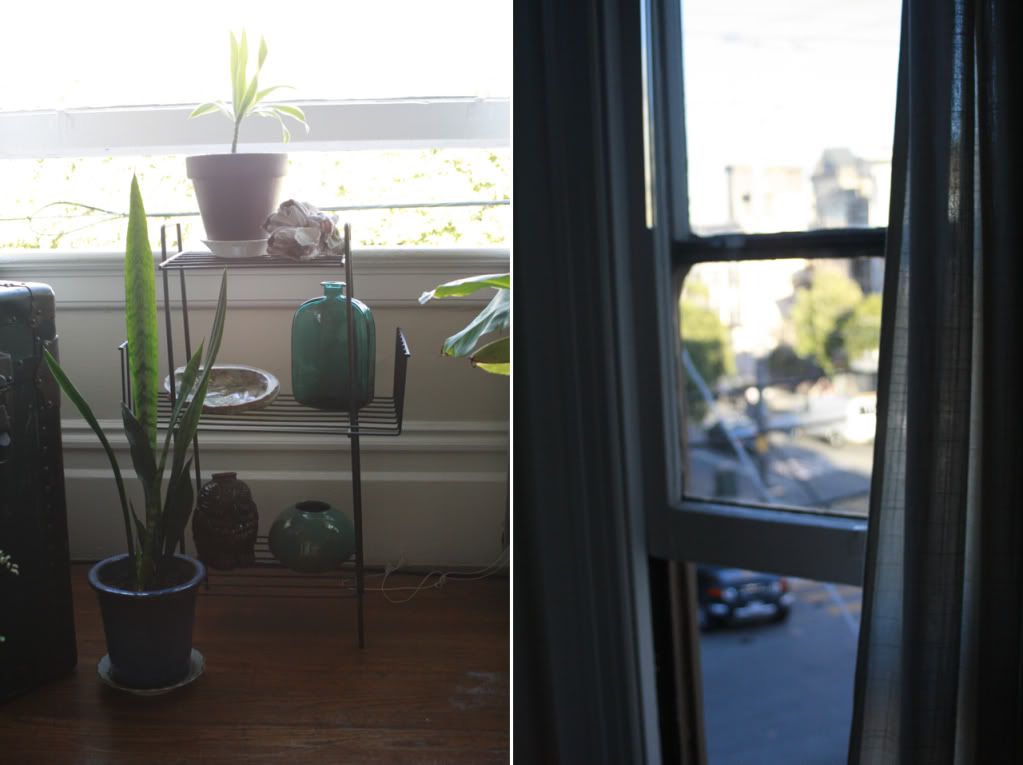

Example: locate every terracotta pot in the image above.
[88,554,205,690]
[186,153,287,241]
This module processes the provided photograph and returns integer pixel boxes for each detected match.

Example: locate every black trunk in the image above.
[0,281,77,702]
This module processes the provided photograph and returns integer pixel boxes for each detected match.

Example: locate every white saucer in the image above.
[97,649,205,695]
[203,239,268,259]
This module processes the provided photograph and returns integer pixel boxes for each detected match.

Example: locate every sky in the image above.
[0,0,512,109]
[684,0,902,227]
[1,0,900,232]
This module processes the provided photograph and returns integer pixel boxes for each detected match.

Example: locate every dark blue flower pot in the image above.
[88,554,205,690]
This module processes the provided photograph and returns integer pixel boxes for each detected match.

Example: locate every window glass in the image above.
[697,565,861,764]
[1,1,511,111]
[681,257,882,516]
[0,149,510,250]
[682,0,901,235]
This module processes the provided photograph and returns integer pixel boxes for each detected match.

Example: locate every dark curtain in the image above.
[849,1,1023,763]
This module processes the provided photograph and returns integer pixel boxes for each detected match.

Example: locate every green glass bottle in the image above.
[292,281,376,410]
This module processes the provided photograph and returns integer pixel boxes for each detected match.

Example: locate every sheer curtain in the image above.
[849,1,1023,763]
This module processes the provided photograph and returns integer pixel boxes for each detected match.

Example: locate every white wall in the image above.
[0,248,509,567]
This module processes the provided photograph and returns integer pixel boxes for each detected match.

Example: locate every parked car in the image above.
[696,566,795,629]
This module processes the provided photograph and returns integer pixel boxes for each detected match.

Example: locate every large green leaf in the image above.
[442,288,510,357]
[419,273,510,304]
[470,337,510,375]
[43,349,134,559]
[124,176,159,451]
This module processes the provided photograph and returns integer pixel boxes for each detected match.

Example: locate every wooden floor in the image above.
[0,564,509,764]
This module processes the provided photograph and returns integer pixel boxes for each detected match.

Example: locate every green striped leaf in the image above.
[124,175,159,451]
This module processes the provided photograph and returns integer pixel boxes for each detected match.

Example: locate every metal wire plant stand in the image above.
[119,222,411,648]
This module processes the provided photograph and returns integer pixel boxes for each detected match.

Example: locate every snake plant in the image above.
[189,31,308,153]
[44,176,229,591]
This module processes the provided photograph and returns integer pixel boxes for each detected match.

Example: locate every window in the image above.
[0,1,511,251]
[644,1,901,762]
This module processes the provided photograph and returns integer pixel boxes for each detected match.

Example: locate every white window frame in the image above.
[0,97,510,158]
[644,0,880,588]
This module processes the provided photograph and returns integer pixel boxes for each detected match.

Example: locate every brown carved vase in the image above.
[192,472,259,570]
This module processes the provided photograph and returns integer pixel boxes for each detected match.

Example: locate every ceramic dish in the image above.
[202,238,269,259]
[97,649,204,696]
[165,364,280,414]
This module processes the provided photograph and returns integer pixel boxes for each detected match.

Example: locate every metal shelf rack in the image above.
[120,222,410,649]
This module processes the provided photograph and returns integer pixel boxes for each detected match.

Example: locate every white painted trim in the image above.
[60,418,509,454]
[63,468,506,484]
[0,247,510,309]
[0,98,510,158]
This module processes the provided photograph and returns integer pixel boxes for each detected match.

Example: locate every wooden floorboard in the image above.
[0,564,509,764]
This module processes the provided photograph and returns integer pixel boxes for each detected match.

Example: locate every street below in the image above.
[700,578,862,765]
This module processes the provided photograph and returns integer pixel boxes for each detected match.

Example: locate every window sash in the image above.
[666,228,885,584]
[0,97,511,159]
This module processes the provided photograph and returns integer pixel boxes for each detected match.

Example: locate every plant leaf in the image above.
[162,460,195,558]
[130,500,147,553]
[203,271,228,369]
[442,288,510,357]
[229,32,241,114]
[158,341,204,478]
[253,86,287,105]
[257,35,268,72]
[419,273,510,304]
[121,402,158,495]
[470,336,510,375]
[43,349,134,559]
[190,102,224,119]
[271,104,307,126]
[238,75,260,121]
[172,373,209,479]
[124,176,159,452]
[172,270,228,478]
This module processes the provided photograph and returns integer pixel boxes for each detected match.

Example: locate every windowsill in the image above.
[0,246,510,308]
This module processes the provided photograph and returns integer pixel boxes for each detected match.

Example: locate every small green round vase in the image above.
[268,500,356,574]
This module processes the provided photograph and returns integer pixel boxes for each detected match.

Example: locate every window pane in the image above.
[0,149,510,251]
[1,1,511,111]
[697,565,860,764]
[681,257,882,516]
[683,0,901,235]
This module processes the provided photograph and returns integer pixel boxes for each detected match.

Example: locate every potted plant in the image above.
[44,176,229,691]
[187,31,308,242]
[418,273,510,375]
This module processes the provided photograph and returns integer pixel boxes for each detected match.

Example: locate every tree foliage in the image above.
[791,268,864,375]
[680,292,735,420]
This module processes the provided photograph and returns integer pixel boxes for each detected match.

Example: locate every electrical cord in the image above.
[351,547,509,604]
